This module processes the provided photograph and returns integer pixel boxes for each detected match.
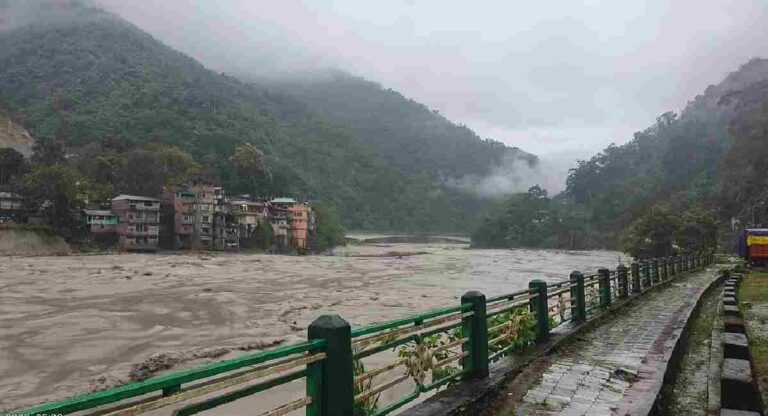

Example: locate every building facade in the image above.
[83,209,118,234]
[289,203,313,250]
[163,180,215,249]
[111,195,161,251]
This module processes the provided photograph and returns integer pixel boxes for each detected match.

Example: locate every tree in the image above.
[0,147,25,185]
[313,205,345,254]
[620,205,679,259]
[22,164,96,234]
[146,143,200,186]
[675,208,718,253]
[230,143,269,177]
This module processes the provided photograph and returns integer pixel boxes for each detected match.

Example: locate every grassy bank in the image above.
[740,271,768,405]
[0,224,70,256]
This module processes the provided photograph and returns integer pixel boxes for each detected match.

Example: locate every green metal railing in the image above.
[12,253,714,416]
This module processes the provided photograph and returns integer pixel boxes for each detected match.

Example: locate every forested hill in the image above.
[473,58,768,251]
[265,72,537,181]
[0,0,533,232]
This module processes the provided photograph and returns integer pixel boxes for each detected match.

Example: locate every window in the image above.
[202,215,211,223]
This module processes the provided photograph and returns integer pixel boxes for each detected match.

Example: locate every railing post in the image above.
[643,261,651,286]
[529,280,549,343]
[652,259,659,284]
[461,291,489,380]
[570,271,586,322]
[598,268,611,308]
[631,262,641,293]
[617,264,629,299]
[308,315,354,416]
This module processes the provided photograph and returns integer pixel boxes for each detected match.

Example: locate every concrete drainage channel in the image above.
[719,272,765,415]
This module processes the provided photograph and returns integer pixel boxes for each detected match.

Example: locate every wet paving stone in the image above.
[509,269,720,415]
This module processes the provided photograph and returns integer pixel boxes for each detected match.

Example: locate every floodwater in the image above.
[0,239,622,412]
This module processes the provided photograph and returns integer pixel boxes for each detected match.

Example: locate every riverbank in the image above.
[0,225,70,256]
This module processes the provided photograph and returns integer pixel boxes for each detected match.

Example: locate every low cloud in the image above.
[446,153,564,197]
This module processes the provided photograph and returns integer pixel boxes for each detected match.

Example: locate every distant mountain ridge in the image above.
[265,71,537,181]
[0,0,535,232]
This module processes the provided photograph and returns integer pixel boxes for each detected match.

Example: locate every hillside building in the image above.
[111,195,160,251]
[162,179,215,249]
[289,203,314,249]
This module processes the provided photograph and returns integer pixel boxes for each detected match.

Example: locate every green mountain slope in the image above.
[266,72,537,181]
[0,0,532,232]
[472,58,768,249]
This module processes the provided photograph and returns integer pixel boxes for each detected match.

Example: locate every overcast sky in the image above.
[97,0,768,166]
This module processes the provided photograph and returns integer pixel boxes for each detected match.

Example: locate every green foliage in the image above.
[471,186,551,248]
[620,205,718,258]
[475,59,768,250]
[241,220,275,251]
[486,308,536,357]
[0,5,528,232]
[0,147,25,185]
[313,205,345,253]
[397,328,462,391]
[352,351,380,416]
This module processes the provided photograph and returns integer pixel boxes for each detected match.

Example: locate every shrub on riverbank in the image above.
[0,223,70,256]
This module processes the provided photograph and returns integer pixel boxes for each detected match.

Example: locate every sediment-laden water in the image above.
[0,240,621,411]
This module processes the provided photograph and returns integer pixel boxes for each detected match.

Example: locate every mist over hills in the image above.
[473,57,768,249]
[0,0,540,232]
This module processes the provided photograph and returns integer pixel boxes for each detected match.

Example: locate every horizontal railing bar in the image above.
[259,396,312,416]
[420,368,468,393]
[371,389,420,416]
[173,369,308,416]
[170,369,308,416]
[434,351,469,369]
[434,337,469,354]
[547,287,572,297]
[16,341,324,414]
[355,373,411,403]
[97,352,325,416]
[353,312,472,351]
[355,359,406,384]
[354,319,465,360]
[486,301,531,318]
[486,288,537,303]
[351,304,471,339]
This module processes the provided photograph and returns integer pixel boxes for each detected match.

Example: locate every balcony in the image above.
[125,229,158,237]
[129,205,160,212]
[129,217,159,224]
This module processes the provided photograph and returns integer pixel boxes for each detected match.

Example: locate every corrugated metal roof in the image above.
[112,194,160,202]
[271,197,296,204]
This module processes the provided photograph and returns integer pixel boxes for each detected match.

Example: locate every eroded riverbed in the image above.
[0,242,621,411]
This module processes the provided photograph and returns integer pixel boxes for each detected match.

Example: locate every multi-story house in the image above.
[162,179,215,249]
[269,197,295,251]
[228,198,269,240]
[111,195,161,251]
[213,187,238,250]
[289,203,313,250]
[83,209,118,234]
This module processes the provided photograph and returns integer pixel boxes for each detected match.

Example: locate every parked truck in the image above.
[738,228,768,264]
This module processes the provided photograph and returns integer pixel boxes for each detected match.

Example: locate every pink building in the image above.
[111,195,161,251]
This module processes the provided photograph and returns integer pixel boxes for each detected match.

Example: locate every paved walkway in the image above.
[493,267,720,416]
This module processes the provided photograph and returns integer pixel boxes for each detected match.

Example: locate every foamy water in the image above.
[0,242,622,412]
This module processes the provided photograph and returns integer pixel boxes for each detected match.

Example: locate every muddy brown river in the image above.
[0,240,622,412]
